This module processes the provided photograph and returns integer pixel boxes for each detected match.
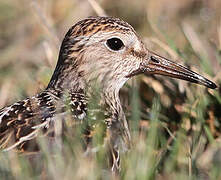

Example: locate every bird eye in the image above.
[106,38,124,51]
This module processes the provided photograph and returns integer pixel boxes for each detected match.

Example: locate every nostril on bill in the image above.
[150,56,159,63]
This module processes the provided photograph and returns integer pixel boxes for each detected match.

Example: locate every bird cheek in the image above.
[123,59,141,78]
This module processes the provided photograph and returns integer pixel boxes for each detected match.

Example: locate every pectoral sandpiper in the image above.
[0,16,217,171]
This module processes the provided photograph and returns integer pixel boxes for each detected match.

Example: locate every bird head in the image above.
[48,16,217,94]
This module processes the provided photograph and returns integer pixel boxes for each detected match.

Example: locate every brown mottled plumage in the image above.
[0,16,217,171]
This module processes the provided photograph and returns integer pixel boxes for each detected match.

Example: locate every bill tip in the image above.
[208,81,217,89]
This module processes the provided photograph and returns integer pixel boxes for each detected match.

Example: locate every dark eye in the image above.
[106,38,124,51]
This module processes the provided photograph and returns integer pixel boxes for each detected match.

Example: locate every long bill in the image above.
[135,51,217,89]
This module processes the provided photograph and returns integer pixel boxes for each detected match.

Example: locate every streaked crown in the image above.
[47,16,146,93]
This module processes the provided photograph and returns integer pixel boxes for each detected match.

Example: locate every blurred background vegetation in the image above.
[0,0,221,179]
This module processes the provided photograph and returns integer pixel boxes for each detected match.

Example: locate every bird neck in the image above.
[46,49,129,136]
[46,44,87,93]
[47,74,125,124]
[103,90,123,119]
[47,74,131,149]
[103,89,131,152]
